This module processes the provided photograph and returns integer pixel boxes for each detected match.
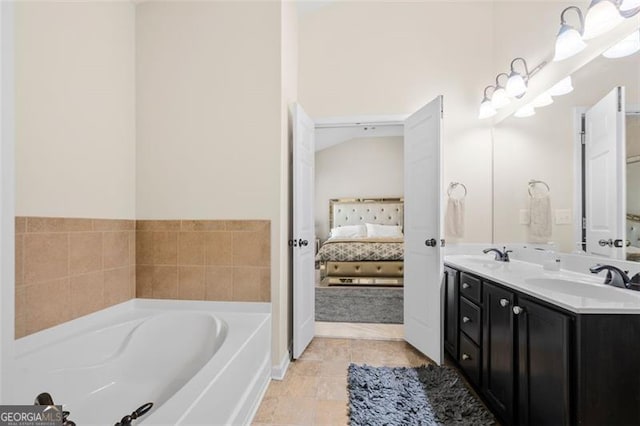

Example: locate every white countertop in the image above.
[445,254,640,314]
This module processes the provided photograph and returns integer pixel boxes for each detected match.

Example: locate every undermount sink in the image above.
[524,278,640,303]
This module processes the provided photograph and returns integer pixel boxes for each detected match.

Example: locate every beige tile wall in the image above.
[135,220,270,303]
[15,217,136,338]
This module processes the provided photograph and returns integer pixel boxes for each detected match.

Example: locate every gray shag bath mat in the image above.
[348,364,495,426]
[315,287,403,324]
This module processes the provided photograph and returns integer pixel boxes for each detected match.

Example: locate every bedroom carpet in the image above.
[315,286,403,324]
[348,364,495,426]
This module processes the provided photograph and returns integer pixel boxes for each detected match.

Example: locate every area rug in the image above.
[348,364,495,425]
[315,286,403,324]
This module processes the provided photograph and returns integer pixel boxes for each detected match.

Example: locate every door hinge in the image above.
[618,87,622,112]
[582,217,586,230]
[580,113,586,145]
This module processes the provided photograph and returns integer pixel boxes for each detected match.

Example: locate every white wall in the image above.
[15,1,136,219]
[135,1,291,370]
[315,136,403,240]
[298,1,495,244]
[0,0,15,402]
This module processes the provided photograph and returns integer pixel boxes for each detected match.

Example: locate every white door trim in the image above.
[0,0,15,403]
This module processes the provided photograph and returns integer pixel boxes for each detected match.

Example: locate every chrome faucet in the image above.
[589,264,640,290]
[483,246,512,262]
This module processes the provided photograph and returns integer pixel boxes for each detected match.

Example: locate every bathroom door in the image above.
[292,103,316,359]
[585,87,626,259]
[404,96,444,364]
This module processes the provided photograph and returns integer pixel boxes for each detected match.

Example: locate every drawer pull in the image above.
[462,316,471,323]
[513,306,524,315]
[500,298,510,307]
[462,283,470,289]
[462,353,471,361]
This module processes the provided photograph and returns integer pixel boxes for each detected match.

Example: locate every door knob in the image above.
[499,298,510,307]
[425,238,437,247]
[462,283,470,289]
[461,353,471,361]
[599,239,614,247]
[462,316,471,323]
[513,306,524,315]
[298,239,309,247]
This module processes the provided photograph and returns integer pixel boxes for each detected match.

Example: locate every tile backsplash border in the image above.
[14,217,271,339]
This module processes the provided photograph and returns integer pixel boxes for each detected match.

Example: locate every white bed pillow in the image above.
[330,225,366,239]
[365,223,403,238]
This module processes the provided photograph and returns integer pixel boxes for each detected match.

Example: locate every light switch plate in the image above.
[519,209,531,225]
[555,209,572,225]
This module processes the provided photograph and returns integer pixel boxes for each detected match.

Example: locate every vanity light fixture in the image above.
[553,6,587,61]
[491,73,511,109]
[506,57,530,98]
[603,29,640,57]
[583,0,624,40]
[514,104,536,118]
[478,86,497,119]
[620,0,640,13]
[548,76,574,96]
[531,92,554,108]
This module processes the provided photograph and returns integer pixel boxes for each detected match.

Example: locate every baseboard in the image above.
[271,349,291,380]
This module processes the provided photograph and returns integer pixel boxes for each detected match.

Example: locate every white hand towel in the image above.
[529,194,552,242]
[445,198,465,238]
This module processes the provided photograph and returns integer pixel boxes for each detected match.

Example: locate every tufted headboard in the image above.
[330,198,404,230]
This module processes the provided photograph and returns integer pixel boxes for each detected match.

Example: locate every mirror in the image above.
[629,114,640,260]
[493,47,640,261]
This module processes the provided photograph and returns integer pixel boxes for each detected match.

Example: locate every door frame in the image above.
[294,110,440,351]
[0,0,15,403]
[572,103,640,253]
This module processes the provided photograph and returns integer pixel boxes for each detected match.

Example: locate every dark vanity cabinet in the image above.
[444,264,640,426]
[443,266,459,359]
[482,282,516,423]
[516,295,571,426]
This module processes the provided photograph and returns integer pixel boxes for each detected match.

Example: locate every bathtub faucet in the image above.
[114,402,154,426]
[34,392,76,426]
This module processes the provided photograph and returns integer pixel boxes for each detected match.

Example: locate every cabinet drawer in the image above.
[460,297,481,345]
[460,272,482,304]
[459,332,481,386]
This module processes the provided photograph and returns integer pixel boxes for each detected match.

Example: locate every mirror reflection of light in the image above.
[514,104,536,118]
[548,76,574,97]
[603,30,640,58]
[532,92,554,108]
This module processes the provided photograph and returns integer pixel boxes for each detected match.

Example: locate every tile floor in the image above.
[252,337,431,426]
[315,321,403,341]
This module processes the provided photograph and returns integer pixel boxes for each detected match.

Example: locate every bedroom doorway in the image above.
[293,98,444,363]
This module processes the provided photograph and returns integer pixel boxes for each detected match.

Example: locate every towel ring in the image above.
[447,182,467,199]
[528,180,550,197]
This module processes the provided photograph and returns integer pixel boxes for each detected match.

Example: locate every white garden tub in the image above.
[8,299,271,425]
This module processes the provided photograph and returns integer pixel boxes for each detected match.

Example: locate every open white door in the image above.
[585,87,626,259]
[404,96,444,364]
[292,103,315,359]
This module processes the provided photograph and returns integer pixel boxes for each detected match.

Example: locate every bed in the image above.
[316,198,404,286]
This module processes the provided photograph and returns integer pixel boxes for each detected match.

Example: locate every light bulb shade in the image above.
[506,72,527,98]
[514,104,536,118]
[553,25,587,61]
[603,30,640,58]
[583,0,624,40]
[479,99,497,119]
[620,0,640,12]
[548,76,574,96]
[491,88,511,109]
[532,92,554,108]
